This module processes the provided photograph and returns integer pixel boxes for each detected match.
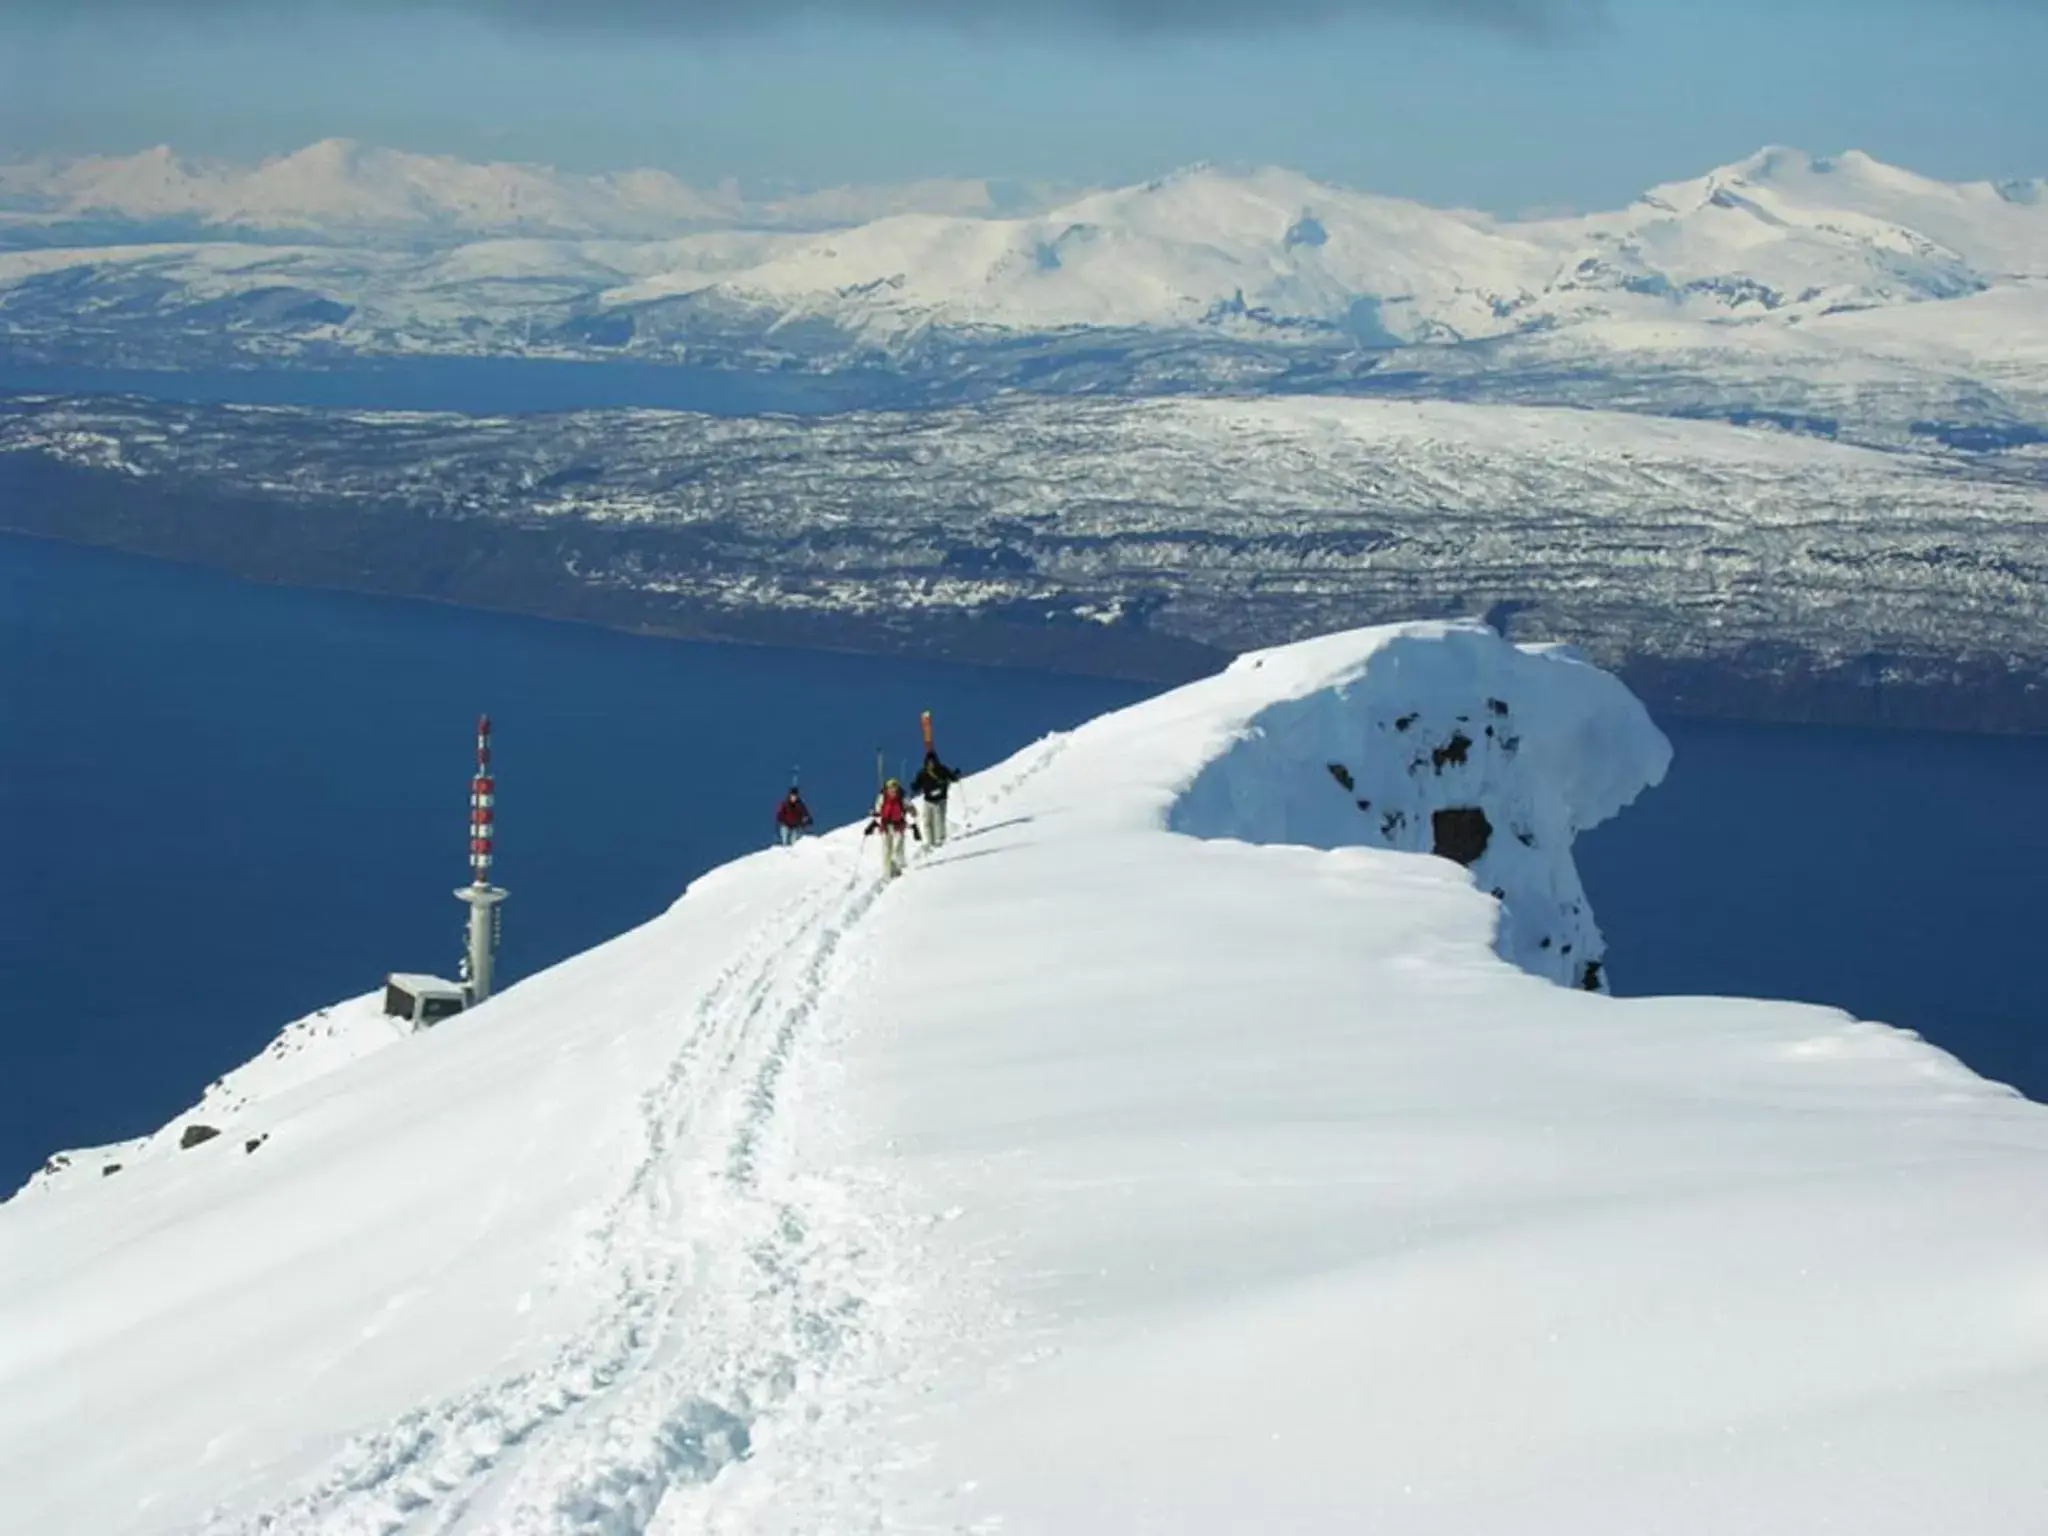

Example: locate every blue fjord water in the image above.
[0,534,1146,1187]
[3,532,2043,1189]
[1576,719,2048,1101]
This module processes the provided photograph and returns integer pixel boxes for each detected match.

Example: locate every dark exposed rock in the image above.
[1488,698,1510,716]
[1431,731,1473,771]
[244,1135,269,1154]
[101,1163,122,1177]
[1394,713,1417,732]
[1580,959,1605,992]
[1355,797,1371,811]
[1326,761,1355,791]
[1380,810,1406,839]
[1284,214,1328,249]
[179,1124,221,1150]
[1431,807,1492,865]
[1516,829,1536,847]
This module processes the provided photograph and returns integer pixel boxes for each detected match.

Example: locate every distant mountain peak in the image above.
[1720,144,1819,182]
[0,141,1067,241]
[1146,159,1221,187]
[288,136,365,161]
[0,139,2041,364]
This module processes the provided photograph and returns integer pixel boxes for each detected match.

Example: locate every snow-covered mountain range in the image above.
[0,139,1049,241]
[7,621,2045,1533]
[2,142,2043,444]
[5,142,2043,730]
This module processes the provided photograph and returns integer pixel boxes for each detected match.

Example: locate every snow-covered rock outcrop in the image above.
[3,621,2044,1536]
[1169,625,1669,987]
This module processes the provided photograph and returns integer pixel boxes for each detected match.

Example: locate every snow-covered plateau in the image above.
[5,620,2045,1534]
[2,143,2045,448]
[4,390,2044,731]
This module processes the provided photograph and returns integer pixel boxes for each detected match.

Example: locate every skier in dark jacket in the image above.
[911,750,961,847]
[774,787,814,847]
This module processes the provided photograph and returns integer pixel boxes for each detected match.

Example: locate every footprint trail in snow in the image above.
[205,746,1063,1536]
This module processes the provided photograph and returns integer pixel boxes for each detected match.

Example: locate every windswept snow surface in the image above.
[5,622,2047,1534]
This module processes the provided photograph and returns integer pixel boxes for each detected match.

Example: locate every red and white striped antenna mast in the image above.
[455,714,508,1002]
[468,714,495,885]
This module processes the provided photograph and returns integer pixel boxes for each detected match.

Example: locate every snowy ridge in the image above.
[19,993,406,1198]
[4,621,2046,1535]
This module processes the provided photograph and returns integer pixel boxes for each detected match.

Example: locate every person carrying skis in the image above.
[864,777,918,878]
[911,749,961,848]
[774,786,814,847]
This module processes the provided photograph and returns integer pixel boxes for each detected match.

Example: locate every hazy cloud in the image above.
[0,0,1611,40]
[474,0,1603,34]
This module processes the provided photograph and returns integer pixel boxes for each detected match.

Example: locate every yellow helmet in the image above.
[884,777,901,790]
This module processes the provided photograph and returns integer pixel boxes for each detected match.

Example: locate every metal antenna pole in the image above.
[455,714,509,1003]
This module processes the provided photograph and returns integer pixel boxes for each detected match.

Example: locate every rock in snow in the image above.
[3,620,2045,1535]
[17,995,409,1199]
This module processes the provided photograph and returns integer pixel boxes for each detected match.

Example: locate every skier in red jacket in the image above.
[774,787,814,847]
[864,778,919,878]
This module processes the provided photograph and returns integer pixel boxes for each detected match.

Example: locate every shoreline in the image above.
[6,507,2044,737]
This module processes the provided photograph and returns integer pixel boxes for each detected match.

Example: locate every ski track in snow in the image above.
[204,741,1066,1536]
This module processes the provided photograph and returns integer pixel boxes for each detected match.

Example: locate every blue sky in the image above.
[1,0,2043,210]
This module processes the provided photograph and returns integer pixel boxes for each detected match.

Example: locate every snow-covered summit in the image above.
[4,621,2045,1535]
[1647,145,2048,275]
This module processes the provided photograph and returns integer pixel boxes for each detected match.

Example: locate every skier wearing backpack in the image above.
[911,749,961,848]
[864,777,918,878]
[774,786,814,847]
